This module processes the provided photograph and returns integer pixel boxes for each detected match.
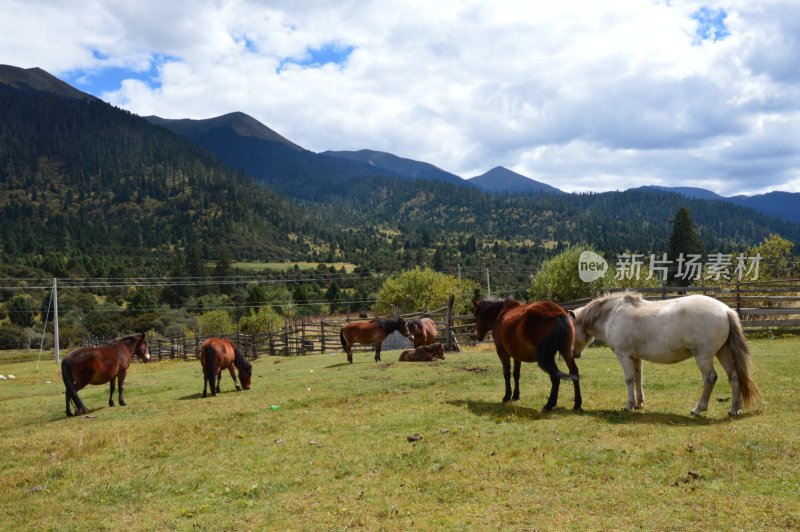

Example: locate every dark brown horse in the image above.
[399,342,445,361]
[200,337,252,397]
[61,333,151,417]
[407,317,437,348]
[339,317,411,363]
[473,298,581,410]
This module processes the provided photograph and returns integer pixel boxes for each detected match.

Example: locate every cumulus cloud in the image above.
[1,0,799,194]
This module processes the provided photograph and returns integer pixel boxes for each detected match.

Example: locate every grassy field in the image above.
[0,339,798,530]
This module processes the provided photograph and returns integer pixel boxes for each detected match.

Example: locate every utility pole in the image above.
[486,267,491,298]
[457,264,461,281]
[53,278,60,363]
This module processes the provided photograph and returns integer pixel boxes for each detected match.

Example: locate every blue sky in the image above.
[1,1,798,195]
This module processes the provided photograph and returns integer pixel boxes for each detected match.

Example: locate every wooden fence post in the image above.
[283,325,290,356]
[320,319,326,353]
[736,279,742,318]
[445,293,455,352]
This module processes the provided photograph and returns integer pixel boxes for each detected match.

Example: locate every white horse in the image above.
[571,292,759,416]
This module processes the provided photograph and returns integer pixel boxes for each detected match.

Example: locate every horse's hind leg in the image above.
[562,351,582,411]
[511,359,521,401]
[215,372,222,394]
[229,366,242,391]
[65,391,73,417]
[716,346,741,416]
[498,353,513,403]
[375,342,382,363]
[108,379,116,407]
[691,353,717,416]
[632,358,644,409]
[544,373,561,411]
[117,369,127,406]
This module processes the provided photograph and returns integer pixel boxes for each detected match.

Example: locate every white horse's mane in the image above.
[579,291,644,329]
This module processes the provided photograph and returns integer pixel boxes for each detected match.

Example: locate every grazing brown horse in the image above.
[61,333,151,417]
[339,317,411,363]
[399,342,445,361]
[407,317,437,348]
[473,298,581,410]
[200,337,252,397]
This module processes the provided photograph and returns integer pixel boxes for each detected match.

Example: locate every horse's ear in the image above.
[567,310,576,320]
[472,299,480,308]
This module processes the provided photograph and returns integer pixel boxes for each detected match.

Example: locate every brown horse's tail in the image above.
[726,310,760,407]
[61,358,87,415]
[340,328,347,351]
[537,314,579,382]
[202,343,217,392]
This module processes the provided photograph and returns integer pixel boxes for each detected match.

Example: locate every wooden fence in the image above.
[149,297,463,361]
[147,280,800,362]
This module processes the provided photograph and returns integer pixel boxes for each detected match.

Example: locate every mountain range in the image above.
[1,63,798,288]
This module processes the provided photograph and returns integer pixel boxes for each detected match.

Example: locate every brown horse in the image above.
[473,298,581,410]
[61,333,151,417]
[200,337,252,397]
[407,317,437,348]
[399,342,445,361]
[339,317,411,363]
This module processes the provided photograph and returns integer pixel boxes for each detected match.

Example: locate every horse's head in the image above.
[569,307,595,357]
[238,360,253,390]
[406,319,420,340]
[473,298,507,341]
[396,317,412,341]
[136,333,151,363]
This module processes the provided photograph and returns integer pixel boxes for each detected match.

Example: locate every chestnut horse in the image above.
[473,298,581,410]
[200,337,252,397]
[61,333,151,417]
[407,317,437,348]
[339,317,411,363]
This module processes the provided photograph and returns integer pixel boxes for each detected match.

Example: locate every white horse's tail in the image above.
[726,310,760,407]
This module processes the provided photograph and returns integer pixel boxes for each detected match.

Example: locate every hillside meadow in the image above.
[0,339,798,530]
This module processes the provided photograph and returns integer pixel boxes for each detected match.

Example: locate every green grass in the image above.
[0,339,798,530]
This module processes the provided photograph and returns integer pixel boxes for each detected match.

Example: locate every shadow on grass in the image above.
[177,390,240,400]
[447,399,759,425]
[446,399,579,421]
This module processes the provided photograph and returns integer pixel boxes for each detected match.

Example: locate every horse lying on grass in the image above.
[571,292,759,416]
[399,343,445,361]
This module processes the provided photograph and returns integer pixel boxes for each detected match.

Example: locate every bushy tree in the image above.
[747,234,795,280]
[528,245,607,302]
[239,307,285,334]
[196,310,235,336]
[374,267,478,314]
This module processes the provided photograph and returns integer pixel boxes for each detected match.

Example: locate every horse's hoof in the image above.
[634,405,644,410]
[502,397,511,403]
[119,402,126,407]
[543,403,555,411]
[728,409,741,417]
[236,386,242,391]
[66,411,73,417]
[689,410,702,417]
[574,405,583,412]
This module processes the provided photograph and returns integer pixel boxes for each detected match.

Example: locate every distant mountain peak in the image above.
[0,64,97,100]
[145,112,304,152]
[469,166,563,194]
[322,149,466,186]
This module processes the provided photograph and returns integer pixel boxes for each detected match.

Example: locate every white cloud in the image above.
[2,0,799,195]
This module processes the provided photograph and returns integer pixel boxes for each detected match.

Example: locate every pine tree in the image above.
[668,207,704,286]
